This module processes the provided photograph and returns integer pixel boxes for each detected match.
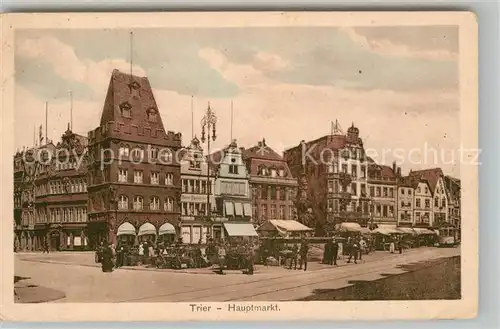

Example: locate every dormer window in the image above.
[146,107,158,122]
[120,102,132,118]
[128,80,141,97]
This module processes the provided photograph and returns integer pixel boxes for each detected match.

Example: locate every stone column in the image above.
[69,232,74,249]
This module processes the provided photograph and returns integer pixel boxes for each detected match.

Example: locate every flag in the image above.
[39,125,44,144]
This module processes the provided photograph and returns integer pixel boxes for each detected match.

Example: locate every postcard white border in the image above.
[0,11,478,321]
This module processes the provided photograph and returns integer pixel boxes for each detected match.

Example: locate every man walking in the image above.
[347,238,358,264]
[298,239,309,271]
[331,238,339,266]
[289,243,298,270]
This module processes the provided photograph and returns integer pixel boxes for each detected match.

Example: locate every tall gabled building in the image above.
[87,69,182,246]
[409,168,448,226]
[243,138,298,226]
[284,122,371,235]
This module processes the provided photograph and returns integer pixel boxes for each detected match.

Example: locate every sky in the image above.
[14,26,461,177]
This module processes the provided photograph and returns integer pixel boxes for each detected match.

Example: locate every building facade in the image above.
[284,123,371,235]
[179,136,216,244]
[243,138,298,226]
[409,168,448,226]
[412,180,433,227]
[14,127,89,251]
[87,69,182,246]
[209,140,253,238]
[396,177,415,227]
[367,162,397,225]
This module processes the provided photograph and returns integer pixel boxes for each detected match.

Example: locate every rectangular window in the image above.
[133,171,143,184]
[328,180,333,193]
[342,164,348,174]
[270,186,277,200]
[360,183,366,195]
[383,187,388,197]
[370,186,375,197]
[279,205,285,219]
[389,188,394,198]
[279,187,286,201]
[119,146,129,157]
[150,172,159,185]
[416,198,421,208]
[351,183,357,196]
[351,164,357,178]
[408,189,412,195]
[261,185,268,199]
[229,165,239,174]
[261,205,267,219]
[360,165,366,178]
[425,199,430,208]
[270,205,276,218]
[376,187,381,197]
[118,169,127,183]
[401,188,405,195]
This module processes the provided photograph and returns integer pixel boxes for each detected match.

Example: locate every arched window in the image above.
[150,196,160,210]
[165,173,173,185]
[149,147,158,160]
[160,149,173,163]
[131,147,144,161]
[118,195,128,210]
[133,196,143,210]
[164,197,174,212]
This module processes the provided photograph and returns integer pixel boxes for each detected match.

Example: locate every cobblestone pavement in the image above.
[14,247,460,302]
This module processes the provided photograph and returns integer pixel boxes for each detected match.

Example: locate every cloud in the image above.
[342,27,458,61]
[16,36,147,99]
[14,29,461,178]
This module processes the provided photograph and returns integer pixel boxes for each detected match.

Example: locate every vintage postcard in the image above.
[1,12,478,321]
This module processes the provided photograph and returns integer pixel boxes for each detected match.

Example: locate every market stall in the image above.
[413,227,437,246]
[116,222,136,246]
[257,220,313,238]
[158,222,176,245]
[138,223,157,243]
[222,222,259,269]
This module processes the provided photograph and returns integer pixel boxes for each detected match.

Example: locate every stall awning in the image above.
[234,202,243,216]
[336,222,363,233]
[414,228,437,235]
[243,203,252,216]
[159,222,176,235]
[223,223,258,237]
[117,222,136,236]
[397,227,417,235]
[269,220,313,232]
[225,201,234,216]
[373,224,400,235]
[138,222,156,236]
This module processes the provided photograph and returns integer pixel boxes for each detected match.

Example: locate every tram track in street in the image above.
[118,248,450,302]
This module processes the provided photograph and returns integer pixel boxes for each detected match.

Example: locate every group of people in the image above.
[206,238,256,275]
[322,236,371,265]
[287,239,310,271]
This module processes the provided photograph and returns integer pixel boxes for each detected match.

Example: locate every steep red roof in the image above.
[408,168,444,192]
[99,69,167,132]
[379,165,396,179]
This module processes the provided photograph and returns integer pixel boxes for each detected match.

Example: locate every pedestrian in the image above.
[398,237,403,254]
[359,236,367,261]
[347,238,358,264]
[389,238,395,253]
[216,242,226,275]
[331,238,339,266]
[101,243,114,273]
[245,242,255,275]
[323,239,332,264]
[138,242,144,263]
[289,243,298,270]
[298,239,309,271]
[115,245,124,268]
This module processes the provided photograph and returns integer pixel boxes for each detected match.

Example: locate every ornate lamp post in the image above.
[200,102,217,237]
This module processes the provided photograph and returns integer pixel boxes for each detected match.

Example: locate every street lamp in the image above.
[200,102,217,237]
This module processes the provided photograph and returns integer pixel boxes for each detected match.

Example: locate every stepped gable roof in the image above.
[408,168,444,192]
[99,69,166,132]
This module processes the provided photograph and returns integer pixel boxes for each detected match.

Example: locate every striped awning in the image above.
[117,222,136,236]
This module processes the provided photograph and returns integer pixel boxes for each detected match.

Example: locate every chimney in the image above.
[397,167,401,177]
[392,161,396,174]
